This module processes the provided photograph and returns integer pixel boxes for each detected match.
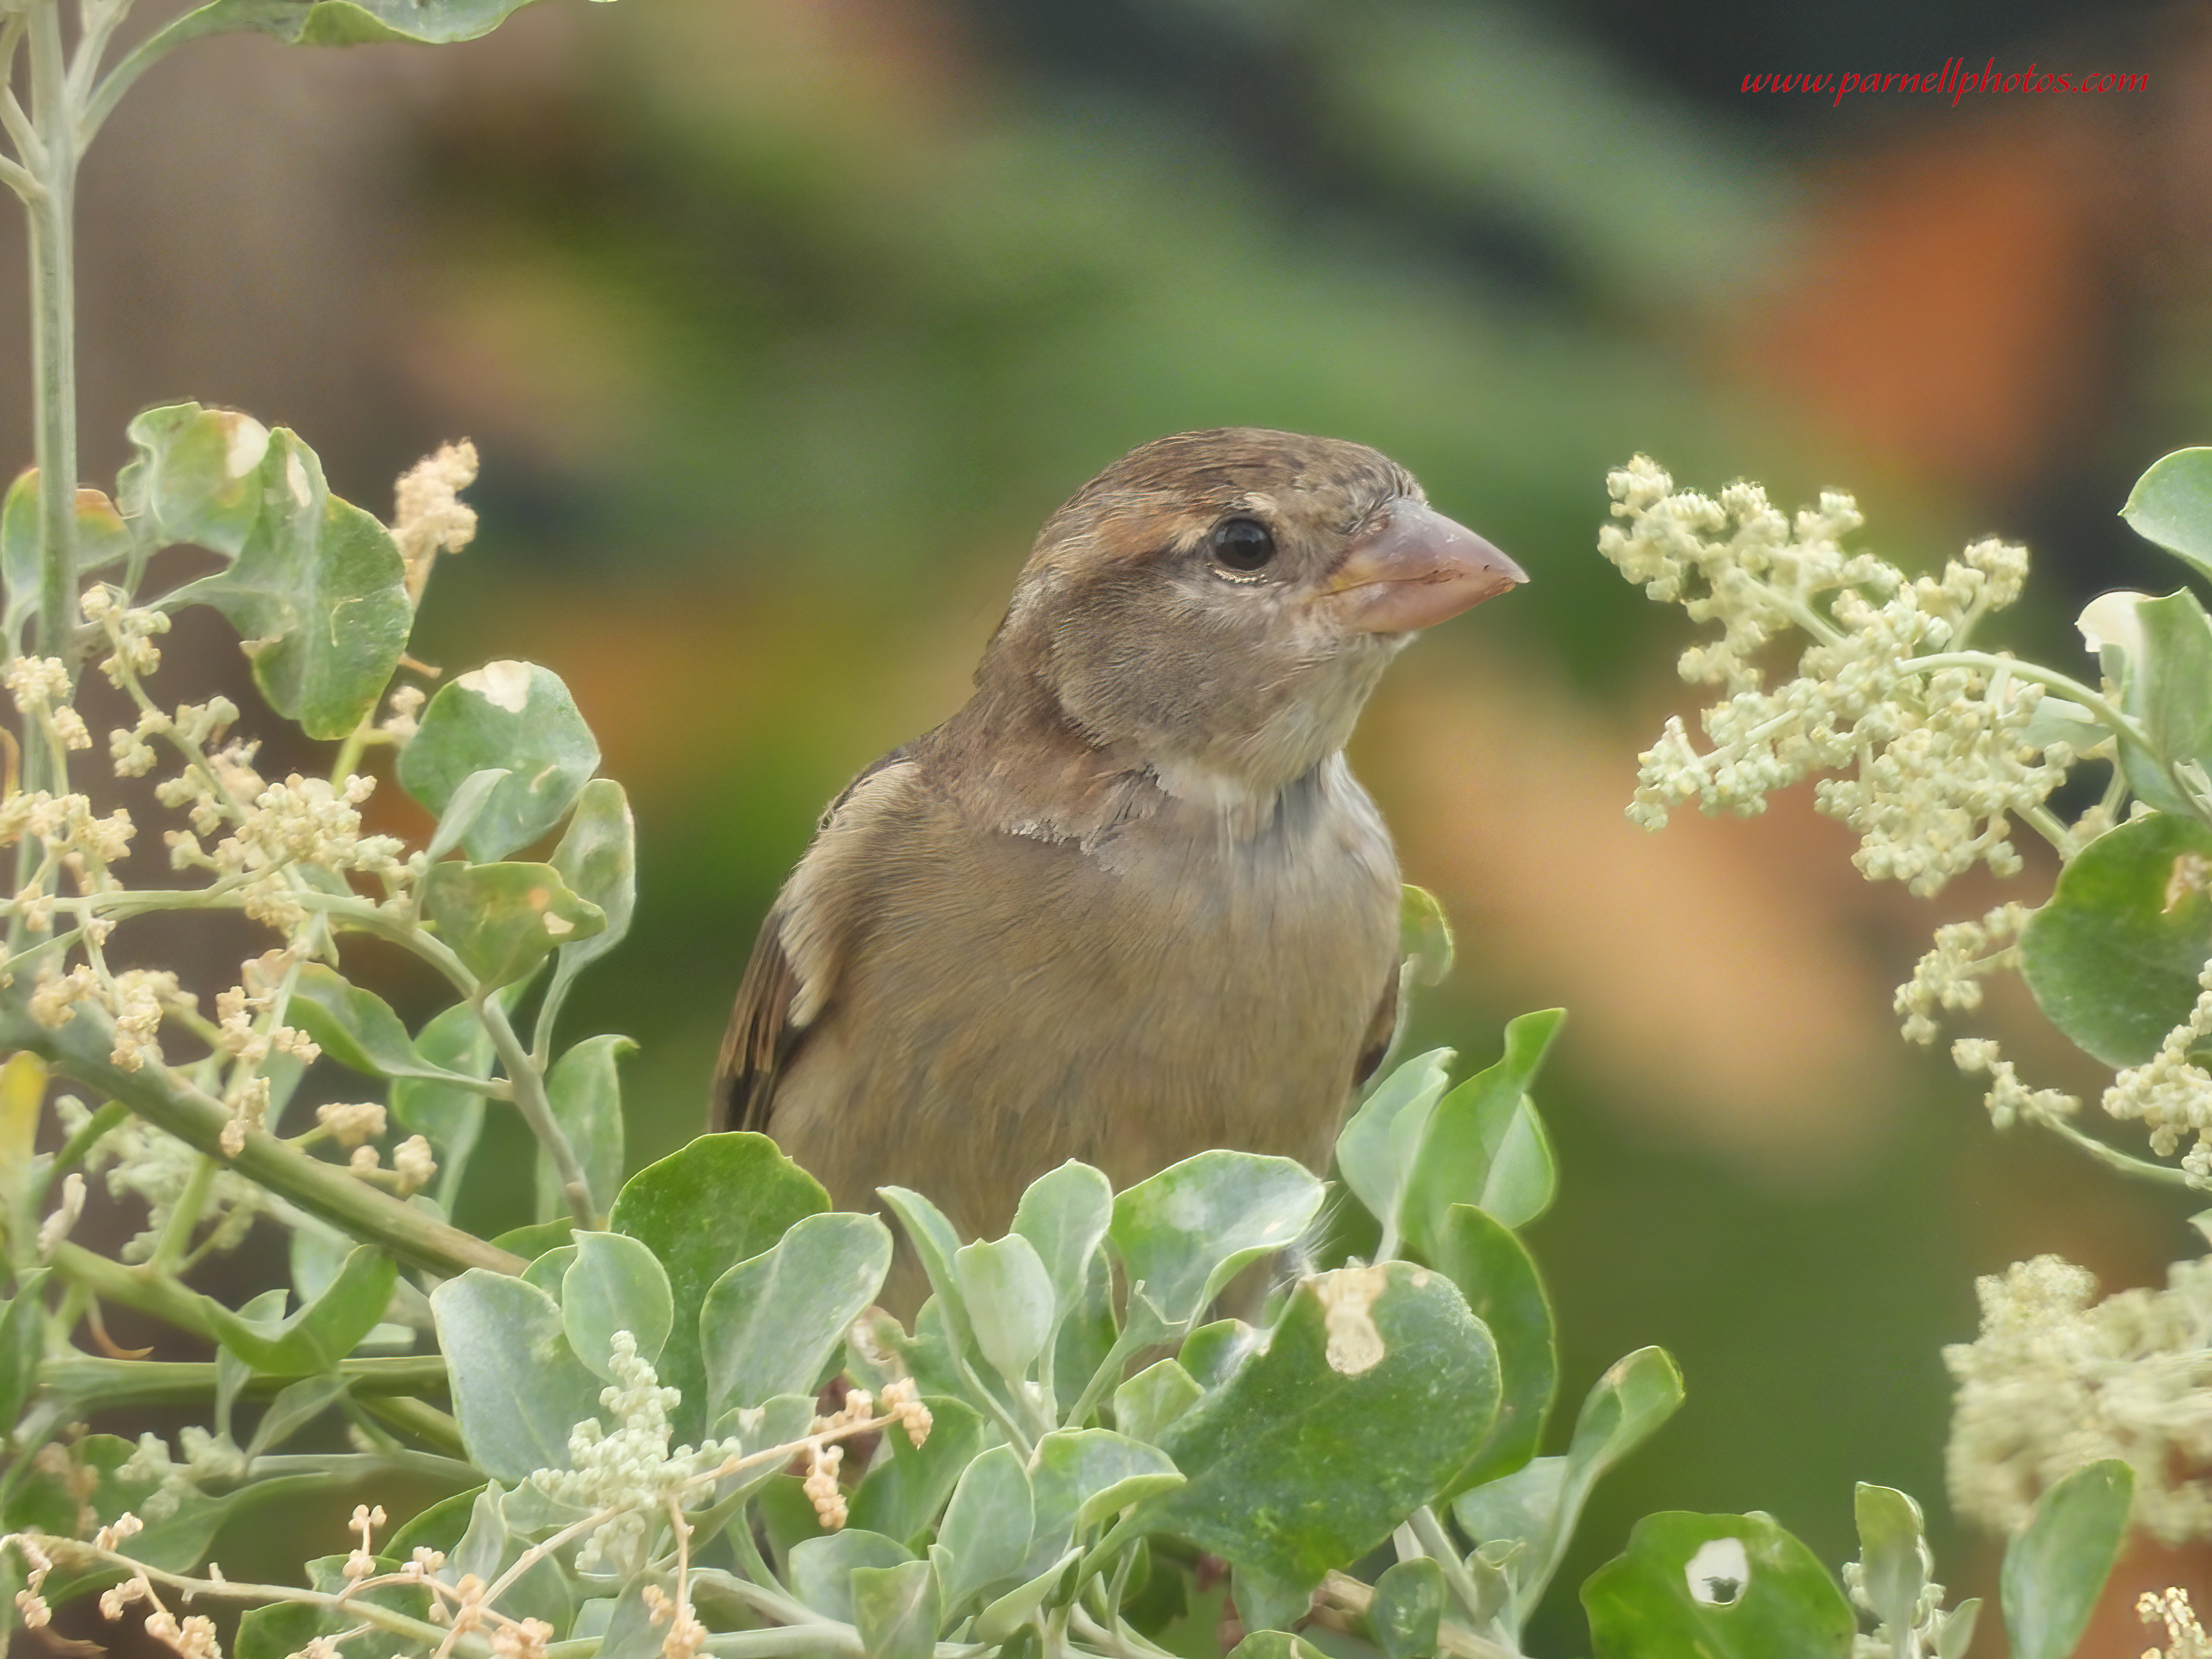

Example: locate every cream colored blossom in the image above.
[2104,963,2212,1166]
[1602,459,2067,898]
[29,962,97,1028]
[109,968,182,1071]
[2140,1587,2212,1659]
[379,682,427,743]
[316,1102,386,1148]
[1946,1252,2212,1541]
[392,440,479,603]
[393,1134,436,1194]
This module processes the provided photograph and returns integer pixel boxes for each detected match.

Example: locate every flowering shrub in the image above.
[1603,449,2212,1653]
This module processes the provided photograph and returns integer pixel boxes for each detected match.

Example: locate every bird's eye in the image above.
[1209,517,1276,574]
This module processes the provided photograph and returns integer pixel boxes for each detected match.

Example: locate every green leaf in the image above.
[1559,1347,1684,1533]
[420,860,606,991]
[974,1549,1080,1645]
[1113,1358,1204,1446]
[428,1269,602,1481]
[880,1185,970,1320]
[547,778,637,985]
[609,1133,827,1441]
[425,767,513,863]
[399,661,601,861]
[2122,446,2212,586]
[1423,1204,1556,1495]
[701,1210,892,1417]
[118,404,273,558]
[2020,810,2212,1065]
[703,1393,817,1508]
[1399,884,1456,987]
[180,0,552,48]
[391,1002,493,1211]
[562,1229,673,1381]
[956,1233,1056,1382]
[1226,1633,1329,1659]
[1179,1318,1261,1391]
[853,1558,942,1659]
[1851,1484,1930,1645]
[243,1373,350,1458]
[1453,1455,1564,1556]
[161,425,410,738]
[0,1271,48,1433]
[1011,1160,1114,1325]
[1023,1429,1180,1573]
[589,1573,670,1659]
[2001,1459,2133,1659]
[931,1443,1034,1613]
[288,962,458,1080]
[2133,592,2212,784]
[1581,1511,1855,1658]
[1451,1347,1682,1620]
[535,1033,634,1223]
[1403,1009,1563,1251]
[491,1218,575,1261]
[41,1471,328,1606]
[1150,1263,1500,1585]
[788,1531,915,1623]
[205,1245,395,1373]
[1233,1573,1319,1640]
[1334,1048,1452,1235]
[850,1398,985,1547]
[1,471,134,655]
[1370,1558,1445,1659]
[1110,1152,1326,1328]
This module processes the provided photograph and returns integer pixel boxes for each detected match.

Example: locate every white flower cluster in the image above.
[117,1427,248,1524]
[2142,1587,2212,1659]
[1944,1252,2212,1542]
[1949,1036,2081,1132]
[530,1330,725,1577]
[1601,457,2069,899]
[165,766,408,932]
[1894,903,2027,1045]
[60,1092,266,1264]
[2104,962,2212,1174]
[392,439,479,604]
[529,1333,933,1579]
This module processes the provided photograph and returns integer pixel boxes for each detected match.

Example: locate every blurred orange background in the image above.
[14,0,2212,1649]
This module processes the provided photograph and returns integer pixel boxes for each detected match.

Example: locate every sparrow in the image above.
[713,427,1524,1261]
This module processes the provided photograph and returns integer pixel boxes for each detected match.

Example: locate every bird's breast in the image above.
[774,755,1400,1238]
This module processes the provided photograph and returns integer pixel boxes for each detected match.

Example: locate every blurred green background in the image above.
[21,0,2212,1650]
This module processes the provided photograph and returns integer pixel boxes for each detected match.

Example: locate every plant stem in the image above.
[43,1350,447,1409]
[25,0,74,673]
[1407,1504,1492,1630]
[0,990,523,1277]
[358,1391,469,1460]
[48,1237,217,1338]
[33,1097,125,1200]
[474,988,596,1228]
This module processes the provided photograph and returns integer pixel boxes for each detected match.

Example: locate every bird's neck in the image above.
[932,672,1333,848]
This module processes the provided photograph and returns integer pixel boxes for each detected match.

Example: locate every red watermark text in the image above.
[1743,58,2147,108]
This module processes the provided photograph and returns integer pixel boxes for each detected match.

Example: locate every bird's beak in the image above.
[1325,498,1527,634]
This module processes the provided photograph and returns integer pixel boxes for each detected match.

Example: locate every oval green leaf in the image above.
[2019,811,2212,1066]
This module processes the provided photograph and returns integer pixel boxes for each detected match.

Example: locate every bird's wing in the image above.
[710,748,917,1135]
[714,915,801,1134]
[1352,966,1400,1088]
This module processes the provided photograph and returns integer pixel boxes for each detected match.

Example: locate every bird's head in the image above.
[980,428,1525,804]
